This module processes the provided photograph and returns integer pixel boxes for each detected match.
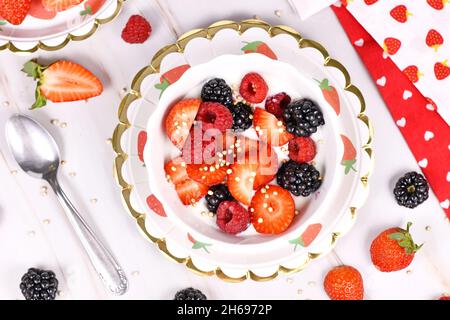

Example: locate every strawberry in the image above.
[253,108,294,146]
[154,64,190,96]
[188,233,212,253]
[165,98,201,149]
[426,29,444,52]
[42,0,83,12]
[164,157,188,185]
[403,65,422,83]
[146,195,166,217]
[0,0,31,25]
[186,163,228,186]
[341,134,357,174]
[239,73,268,104]
[383,37,401,55]
[29,0,57,20]
[315,78,340,115]
[121,15,152,44]
[241,41,277,60]
[364,0,378,4]
[434,60,450,80]
[370,222,422,272]
[427,0,447,10]
[250,185,295,235]
[175,178,208,205]
[390,5,411,23]
[227,163,258,206]
[22,60,103,109]
[440,295,450,300]
[324,266,364,300]
[80,0,106,16]
[289,223,322,249]
[137,131,147,163]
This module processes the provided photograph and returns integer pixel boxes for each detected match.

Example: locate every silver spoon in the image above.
[5,114,128,296]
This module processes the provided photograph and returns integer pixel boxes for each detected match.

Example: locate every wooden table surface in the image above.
[0,0,449,300]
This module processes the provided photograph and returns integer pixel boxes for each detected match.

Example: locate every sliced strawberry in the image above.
[164,157,188,185]
[42,0,83,12]
[250,185,295,234]
[165,99,201,149]
[186,163,228,186]
[227,163,258,206]
[175,179,208,205]
[22,60,103,109]
[253,108,294,146]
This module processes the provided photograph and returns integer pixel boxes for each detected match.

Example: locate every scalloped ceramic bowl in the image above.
[145,54,345,250]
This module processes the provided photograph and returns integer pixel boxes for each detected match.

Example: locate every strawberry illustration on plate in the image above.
[80,0,106,16]
[427,0,447,10]
[434,60,450,80]
[188,233,212,253]
[341,134,357,174]
[289,223,322,250]
[390,5,411,23]
[146,194,166,217]
[403,65,422,83]
[364,0,378,5]
[154,64,190,97]
[241,41,277,60]
[383,37,401,55]
[137,130,147,163]
[426,29,444,52]
[315,78,340,115]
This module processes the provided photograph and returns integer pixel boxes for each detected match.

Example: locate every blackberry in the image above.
[201,78,233,107]
[205,184,234,213]
[20,268,58,300]
[277,160,322,197]
[174,287,207,300]
[283,99,325,137]
[229,102,253,131]
[393,172,429,209]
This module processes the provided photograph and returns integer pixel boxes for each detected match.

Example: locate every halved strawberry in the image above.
[164,157,188,185]
[165,99,201,149]
[42,0,83,12]
[186,163,228,186]
[175,179,208,205]
[253,108,294,146]
[227,163,258,206]
[250,185,295,234]
[22,60,103,109]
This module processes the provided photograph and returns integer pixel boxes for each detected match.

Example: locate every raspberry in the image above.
[288,137,316,163]
[216,201,251,234]
[121,15,152,44]
[265,92,291,118]
[239,73,268,104]
[196,102,233,133]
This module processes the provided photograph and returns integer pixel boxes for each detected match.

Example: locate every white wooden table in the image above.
[0,0,449,300]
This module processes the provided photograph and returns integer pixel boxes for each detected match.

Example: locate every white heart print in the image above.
[447,172,450,182]
[403,90,413,100]
[396,117,406,127]
[376,76,386,87]
[441,199,449,209]
[426,104,435,111]
[418,158,428,168]
[424,131,434,141]
[354,38,364,47]
[382,51,389,59]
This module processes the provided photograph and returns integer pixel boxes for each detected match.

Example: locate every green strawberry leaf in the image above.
[389,233,404,241]
[22,60,44,80]
[0,20,6,26]
[31,90,47,110]
[241,41,263,52]
[341,159,357,174]
[289,237,304,251]
[80,5,93,16]
[389,222,423,255]
[154,79,170,98]
[314,78,333,91]
[192,241,212,253]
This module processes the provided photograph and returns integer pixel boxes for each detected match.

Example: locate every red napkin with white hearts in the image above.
[332,5,450,218]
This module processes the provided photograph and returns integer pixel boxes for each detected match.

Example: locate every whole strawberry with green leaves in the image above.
[370,222,422,272]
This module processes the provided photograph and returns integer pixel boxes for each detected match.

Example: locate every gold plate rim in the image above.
[112,19,374,282]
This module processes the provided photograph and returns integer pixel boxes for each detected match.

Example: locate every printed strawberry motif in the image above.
[434,60,450,80]
[364,0,378,4]
[146,195,166,217]
[426,29,444,52]
[383,37,401,55]
[137,130,147,163]
[403,65,422,83]
[315,78,340,115]
[241,41,277,60]
[80,0,106,16]
[390,5,411,23]
[154,64,190,97]
[427,0,448,10]
[341,134,357,174]
[188,233,212,253]
[289,223,322,250]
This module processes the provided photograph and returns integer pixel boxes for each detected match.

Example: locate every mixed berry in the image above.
[164,72,325,235]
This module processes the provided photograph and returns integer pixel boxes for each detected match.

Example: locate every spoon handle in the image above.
[47,177,128,296]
